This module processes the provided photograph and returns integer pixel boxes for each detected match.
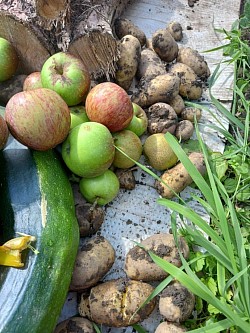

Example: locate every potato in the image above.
[167,21,183,41]
[181,106,202,122]
[175,120,194,141]
[159,281,195,322]
[169,94,185,115]
[115,35,141,91]
[169,62,202,100]
[136,48,166,81]
[54,317,95,333]
[155,152,206,199]
[70,235,115,291]
[155,321,187,333]
[146,102,178,135]
[132,73,180,107]
[85,278,156,327]
[177,46,210,79]
[152,29,179,63]
[114,18,146,47]
[75,202,104,237]
[115,168,136,190]
[124,233,189,281]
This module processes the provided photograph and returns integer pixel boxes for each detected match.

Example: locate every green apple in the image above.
[79,169,120,206]
[113,129,143,169]
[125,102,148,137]
[0,37,19,82]
[62,122,115,178]
[41,52,91,106]
[69,105,89,130]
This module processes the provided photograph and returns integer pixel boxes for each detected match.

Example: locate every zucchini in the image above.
[0,137,79,333]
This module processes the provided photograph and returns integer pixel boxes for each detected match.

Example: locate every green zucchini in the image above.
[0,137,79,333]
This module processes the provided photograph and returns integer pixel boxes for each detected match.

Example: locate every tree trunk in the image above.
[0,0,130,79]
[68,0,130,79]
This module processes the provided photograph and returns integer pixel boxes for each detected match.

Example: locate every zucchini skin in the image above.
[0,139,79,333]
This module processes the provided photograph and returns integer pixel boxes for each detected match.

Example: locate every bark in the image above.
[68,0,130,79]
[0,74,27,105]
[0,0,130,79]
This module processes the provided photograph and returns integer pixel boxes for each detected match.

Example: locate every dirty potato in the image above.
[132,73,180,107]
[75,202,104,237]
[177,46,210,79]
[169,94,185,115]
[167,21,183,41]
[155,152,206,199]
[181,106,202,122]
[155,321,187,333]
[136,48,166,81]
[146,102,178,135]
[54,317,95,333]
[175,120,194,141]
[70,236,115,291]
[87,278,156,327]
[115,35,141,91]
[114,18,146,47]
[169,62,202,100]
[125,233,189,281]
[115,168,136,190]
[159,281,195,322]
[152,29,179,63]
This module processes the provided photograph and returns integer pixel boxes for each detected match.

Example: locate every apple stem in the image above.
[90,198,99,211]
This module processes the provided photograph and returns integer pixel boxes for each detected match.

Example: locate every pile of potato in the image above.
[113,17,210,144]
[55,18,211,333]
[55,233,195,332]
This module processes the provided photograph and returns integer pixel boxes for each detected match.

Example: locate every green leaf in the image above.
[132,324,148,333]
[189,251,206,272]
[224,178,237,193]
[204,277,218,295]
[207,303,221,315]
[211,152,228,180]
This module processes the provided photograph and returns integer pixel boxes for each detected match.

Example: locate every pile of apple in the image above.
[0,39,149,205]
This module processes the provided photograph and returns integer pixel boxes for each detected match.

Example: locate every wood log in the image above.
[68,0,130,79]
[0,0,130,79]
[0,75,27,105]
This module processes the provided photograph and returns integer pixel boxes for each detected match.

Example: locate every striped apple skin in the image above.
[85,82,133,132]
[5,88,70,151]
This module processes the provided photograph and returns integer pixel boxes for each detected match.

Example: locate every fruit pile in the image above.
[0,15,210,331]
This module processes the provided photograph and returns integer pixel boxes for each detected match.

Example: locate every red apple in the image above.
[0,115,9,149]
[5,88,71,151]
[41,52,91,106]
[0,37,19,82]
[85,82,133,132]
[23,72,43,91]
